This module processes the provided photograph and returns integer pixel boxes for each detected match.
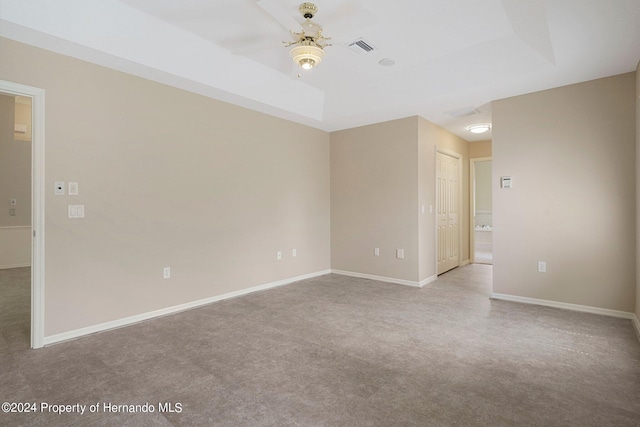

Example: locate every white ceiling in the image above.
[1,0,639,141]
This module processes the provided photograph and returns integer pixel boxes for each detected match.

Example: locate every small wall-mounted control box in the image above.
[500,176,513,189]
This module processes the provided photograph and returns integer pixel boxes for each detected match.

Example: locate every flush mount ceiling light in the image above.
[468,123,492,134]
[285,3,331,71]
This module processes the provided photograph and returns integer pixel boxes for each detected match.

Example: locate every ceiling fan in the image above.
[283,3,331,71]
[256,0,331,75]
[254,0,375,76]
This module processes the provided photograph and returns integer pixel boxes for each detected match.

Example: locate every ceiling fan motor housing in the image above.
[299,2,318,19]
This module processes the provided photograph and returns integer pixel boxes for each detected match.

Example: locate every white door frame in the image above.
[0,80,45,349]
[435,147,462,275]
[470,157,492,264]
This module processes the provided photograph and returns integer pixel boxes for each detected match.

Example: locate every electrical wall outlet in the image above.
[396,249,405,259]
[163,267,171,279]
[68,205,85,218]
[538,261,546,273]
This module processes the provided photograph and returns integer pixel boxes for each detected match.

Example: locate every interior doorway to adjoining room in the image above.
[0,93,32,349]
[0,80,45,349]
[471,158,492,265]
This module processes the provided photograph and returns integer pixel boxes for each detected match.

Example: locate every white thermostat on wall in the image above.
[500,176,513,189]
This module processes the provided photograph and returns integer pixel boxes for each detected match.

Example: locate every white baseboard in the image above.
[490,293,635,320]
[0,263,31,269]
[43,269,331,346]
[460,259,471,267]
[420,275,437,287]
[331,269,427,288]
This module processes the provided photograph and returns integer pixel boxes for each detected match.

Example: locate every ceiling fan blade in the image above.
[318,0,378,44]
[229,40,279,56]
[257,0,302,32]
[220,32,284,55]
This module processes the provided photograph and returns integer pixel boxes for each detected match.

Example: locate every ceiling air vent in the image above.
[445,106,480,119]
[348,38,376,54]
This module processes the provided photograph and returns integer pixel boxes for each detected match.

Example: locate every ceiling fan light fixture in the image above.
[468,123,492,134]
[300,58,316,70]
[290,43,325,70]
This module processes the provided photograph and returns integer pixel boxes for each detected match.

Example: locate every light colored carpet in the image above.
[474,249,492,264]
[1,265,639,426]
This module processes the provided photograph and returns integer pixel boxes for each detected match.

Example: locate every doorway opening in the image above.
[0,80,45,349]
[471,157,492,265]
[0,94,32,350]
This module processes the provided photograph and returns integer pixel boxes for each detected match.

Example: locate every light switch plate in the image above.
[538,261,546,273]
[68,205,85,218]
[68,182,79,196]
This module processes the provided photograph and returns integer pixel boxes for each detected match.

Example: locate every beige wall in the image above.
[636,62,640,322]
[0,37,330,336]
[0,94,31,227]
[331,117,420,282]
[0,95,12,144]
[331,116,469,284]
[474,161,492,213]
[14,99,32,142]
[469,140,492,158]
[493,73,636,312]
[418,120,432,281]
